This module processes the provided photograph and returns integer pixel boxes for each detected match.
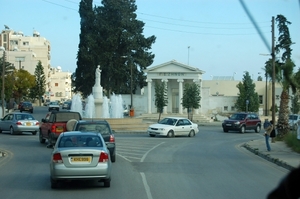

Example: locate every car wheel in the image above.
[255,125,261,133]
[111,153,116,163]
[240,126,246,134]
[51,178,58,189]
[103,179,110,188]
[223,128,228,132]
[149,134,155,137]
[10,127,15,135]
[39,131,46,143]
[49,133,55,145]
[188,130,195,137]
[167,130,174,138]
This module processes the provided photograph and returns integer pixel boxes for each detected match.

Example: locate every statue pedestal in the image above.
[94,98,103,118]
[93,86,103,118]
[93,86,103,99]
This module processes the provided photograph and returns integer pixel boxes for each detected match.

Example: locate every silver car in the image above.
[0,112,39,135]
[50,131,112,189]
[148,117,198,137]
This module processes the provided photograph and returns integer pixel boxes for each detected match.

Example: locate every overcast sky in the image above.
[1,0,299,80]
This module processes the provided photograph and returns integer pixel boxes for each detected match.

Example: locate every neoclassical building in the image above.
[143,60,205,115]
[120,60,284,118]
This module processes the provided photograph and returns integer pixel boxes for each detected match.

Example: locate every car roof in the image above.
[61,131,101,137]
[163,117,189,120]
[11,112,33,115]
[76,120,109,124]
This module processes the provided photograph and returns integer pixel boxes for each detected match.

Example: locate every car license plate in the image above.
[71,157,91,163]
[26,122,32,126]
[56,126,63,132]
[226,124,232,126]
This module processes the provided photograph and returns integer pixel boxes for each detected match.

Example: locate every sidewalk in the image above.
[243,139,300,170]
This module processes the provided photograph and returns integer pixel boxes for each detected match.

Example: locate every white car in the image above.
[289,114,300,130]
[48,101,60,111]
[148,117,198,137]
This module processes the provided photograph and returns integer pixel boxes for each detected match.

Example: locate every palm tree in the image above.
[276,60,297,137]
[264,15,298,137]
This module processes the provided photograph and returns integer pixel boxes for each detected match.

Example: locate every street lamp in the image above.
[0,46,6,117]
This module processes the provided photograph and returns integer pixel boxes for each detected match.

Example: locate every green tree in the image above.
[74,0,97,97]
[235,72,259,112]
[182,82,201,121]
[154,81,168,122]
[74,0,156,98]
[0,52,16,104]
[266,15,297,137]
[29,61,46,105]
[14,69,35,101]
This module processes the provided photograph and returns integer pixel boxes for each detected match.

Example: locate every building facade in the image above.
[0,27,51,95]
[47,67,72,103]
[120,60,285,118]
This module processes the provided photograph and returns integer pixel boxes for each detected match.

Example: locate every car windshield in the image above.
[50,102,58,105]
[76,123,110,135]
[58,135,102,148]
[159,118,177,125]
[289,115,298,120]
[229,114,246,120]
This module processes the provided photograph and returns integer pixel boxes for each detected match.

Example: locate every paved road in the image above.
[0,109,290,198]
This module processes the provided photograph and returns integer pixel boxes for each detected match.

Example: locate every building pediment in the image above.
[144,60,205,74]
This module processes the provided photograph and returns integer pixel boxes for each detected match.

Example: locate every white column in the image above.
[146,79,152,114]
[177,79,184,114]
[193,79,200,115]
[161,79,168,114]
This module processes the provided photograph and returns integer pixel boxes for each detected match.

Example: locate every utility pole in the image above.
[1,51,5,117]
[271,16,276,124]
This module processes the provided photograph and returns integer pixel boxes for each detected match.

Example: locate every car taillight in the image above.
[109,135,115,143]
[36,122,40,126]
[16,121,22,125]
[99,152,109,163]
[52,153,63,163]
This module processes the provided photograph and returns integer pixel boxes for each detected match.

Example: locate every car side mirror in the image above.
[41,118,47,123]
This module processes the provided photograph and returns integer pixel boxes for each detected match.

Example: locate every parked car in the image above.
[289,114,300,130]
[72,120,116,162]
[44,99,50,106]
[222,112,261,133]
[147,117,198,137]
[0,112,39,135]
[20,101,33,113]
[50,131,112,189]
[62,101,72,110]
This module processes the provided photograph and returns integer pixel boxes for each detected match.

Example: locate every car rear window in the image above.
[58,135,103,147]
[76,123,110,135]
[56,113,81,122]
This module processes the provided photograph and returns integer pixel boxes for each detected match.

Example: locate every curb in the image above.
[242,143,295,171]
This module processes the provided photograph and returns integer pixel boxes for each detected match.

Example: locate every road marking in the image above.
[140,172,153,199]
[141,142,165,162]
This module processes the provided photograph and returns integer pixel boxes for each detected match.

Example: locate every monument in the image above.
[93,65,103,118]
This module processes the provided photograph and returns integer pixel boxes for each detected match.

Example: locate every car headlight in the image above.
[234,121,240,125]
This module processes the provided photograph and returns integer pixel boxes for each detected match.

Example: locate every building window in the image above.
[259,95,263,104]
[276,95,279,100]
[23,41,29,46]
[224,106,228,111]
[231,106,235,111]
[55,83,58,87]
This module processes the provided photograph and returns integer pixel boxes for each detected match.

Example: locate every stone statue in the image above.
[95,65,101,86]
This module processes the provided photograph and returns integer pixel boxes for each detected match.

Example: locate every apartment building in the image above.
[0,26,51,95]
[46,66,72,103]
